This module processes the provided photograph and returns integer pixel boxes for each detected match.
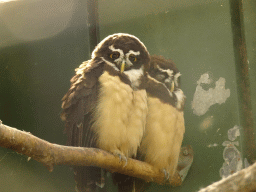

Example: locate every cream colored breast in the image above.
[140,96,185,177]
[93,71,147,158]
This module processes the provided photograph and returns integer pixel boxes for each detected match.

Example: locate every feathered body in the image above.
[61,33,150,191]
[118,55,186,192]
[140,55,186,182]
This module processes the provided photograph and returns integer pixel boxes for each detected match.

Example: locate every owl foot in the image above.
[112,150,128,167]
[162,169,170,181]
[118,154,128,167]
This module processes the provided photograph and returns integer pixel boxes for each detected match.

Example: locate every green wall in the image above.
[0,1,90,191]
[0,0,255,191]
[98,0,242,191]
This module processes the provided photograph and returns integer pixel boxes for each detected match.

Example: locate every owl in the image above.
[114,55,186,192]
[141,54,186,178]
[61,33,150,192]
[129,55,186,192]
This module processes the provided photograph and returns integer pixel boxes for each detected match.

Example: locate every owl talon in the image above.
[112,151,128,167]
[163,169,170,181]
[118,154,128,167]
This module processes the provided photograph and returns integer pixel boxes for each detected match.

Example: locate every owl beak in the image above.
[170,81,175,92]
[120,61,126,73]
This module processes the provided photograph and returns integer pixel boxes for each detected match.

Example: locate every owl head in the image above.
[148,55,185,110]
[149,55,181,92]
[92,33,150,74]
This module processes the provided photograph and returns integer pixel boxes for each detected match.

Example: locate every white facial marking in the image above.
[163,84,173,97]
[164,78,172,85]
[101,57,119,71]
[109,45,124,64]
[92,33,148,59]
[125,50,140,68]
[174,72,181,87]
[124,67,144,88]
[102,43,145,88]
[162,83,185,105]
[174,88,185,109]
[109,45,141,71]
[156,65,173,85]
[157,65,174,77]
[109,45,124,56]
[127,50,140,56]
[166,69,174,77]
[107,45,125,70]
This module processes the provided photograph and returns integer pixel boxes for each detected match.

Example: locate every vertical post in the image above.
[87,0,100,55]
[86,2,107,191]
[230,0,256,163]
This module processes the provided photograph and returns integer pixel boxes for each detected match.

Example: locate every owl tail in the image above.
[74,166,104,192]
[113,173,134,192]
[113,173,150,192]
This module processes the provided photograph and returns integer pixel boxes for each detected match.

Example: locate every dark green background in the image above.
[0,0,255,191]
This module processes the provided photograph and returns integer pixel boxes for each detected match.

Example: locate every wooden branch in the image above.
[199,162,256,192]
[5,117,256,191]
[0,120,182,186]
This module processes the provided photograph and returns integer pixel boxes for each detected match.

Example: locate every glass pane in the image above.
[0,0,255,191]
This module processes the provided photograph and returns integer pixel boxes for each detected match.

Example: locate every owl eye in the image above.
[155,74,166,81]
[110,52,120,59]
[129,54,137,62]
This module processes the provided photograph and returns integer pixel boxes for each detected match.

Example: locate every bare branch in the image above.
[199,162,256,192]
[0,120,183,186]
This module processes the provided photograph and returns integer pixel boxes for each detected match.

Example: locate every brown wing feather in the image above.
[61,58,104,192]
[61,58,104,146]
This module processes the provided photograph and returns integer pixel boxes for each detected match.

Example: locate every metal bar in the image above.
[87,0,100,54]
[229,0,256,163]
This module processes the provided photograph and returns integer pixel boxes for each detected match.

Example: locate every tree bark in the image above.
[199,160,256,192]
[0,120,182,186]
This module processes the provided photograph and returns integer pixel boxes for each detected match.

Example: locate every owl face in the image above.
[92,33,150,73]
[149,55,181,91]
[148,55,185,110]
